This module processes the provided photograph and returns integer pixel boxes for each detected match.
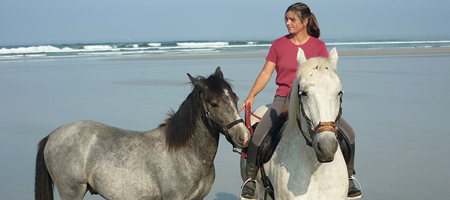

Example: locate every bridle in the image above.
[296,87,343,147]
[200,96,244,149]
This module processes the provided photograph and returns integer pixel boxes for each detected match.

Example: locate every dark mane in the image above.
[163,73,233,151]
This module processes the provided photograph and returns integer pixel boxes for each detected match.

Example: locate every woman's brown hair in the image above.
[286,2,320,38]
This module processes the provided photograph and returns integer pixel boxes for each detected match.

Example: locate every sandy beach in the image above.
[107,48,450,61]
[1,48,449,200]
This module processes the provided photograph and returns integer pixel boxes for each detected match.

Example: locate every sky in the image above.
[0,0,449,46]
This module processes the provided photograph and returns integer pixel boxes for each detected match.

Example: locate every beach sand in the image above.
[107,48,450,61]
[1,48,449,199]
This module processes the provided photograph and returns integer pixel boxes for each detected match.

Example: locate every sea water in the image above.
[1,38,450,61]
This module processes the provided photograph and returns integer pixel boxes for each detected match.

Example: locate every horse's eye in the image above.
[299,91,307,97]
[211,103,219,108]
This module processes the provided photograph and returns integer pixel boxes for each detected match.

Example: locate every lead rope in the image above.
[245,107,261,136]
[241,106,261,159]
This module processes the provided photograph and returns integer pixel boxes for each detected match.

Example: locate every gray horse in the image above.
[35,67,250,200]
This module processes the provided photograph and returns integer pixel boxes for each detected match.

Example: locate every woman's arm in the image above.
[239,60,276,111]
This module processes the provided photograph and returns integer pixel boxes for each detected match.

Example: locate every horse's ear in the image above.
[214,66,223,79]
[297,47,307,67]
[187,73,207,90]
[329,47,338,68]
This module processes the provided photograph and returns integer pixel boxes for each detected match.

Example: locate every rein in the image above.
[239,107,262,158]
[245,107,261,137]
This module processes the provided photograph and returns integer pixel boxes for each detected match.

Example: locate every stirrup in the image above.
[240,178,258,199]
[347,176,363,200]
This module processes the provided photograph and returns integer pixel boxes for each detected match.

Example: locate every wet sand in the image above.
[107,48,450,61]
[1,48,449,199]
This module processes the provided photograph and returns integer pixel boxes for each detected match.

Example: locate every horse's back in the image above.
[45,120,149,163]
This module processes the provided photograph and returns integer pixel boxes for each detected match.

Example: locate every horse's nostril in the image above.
[317,142,322,152]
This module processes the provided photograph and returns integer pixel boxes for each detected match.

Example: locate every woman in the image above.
[239,2,362,199]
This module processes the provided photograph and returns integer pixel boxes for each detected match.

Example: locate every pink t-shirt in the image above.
[266,35,328,97]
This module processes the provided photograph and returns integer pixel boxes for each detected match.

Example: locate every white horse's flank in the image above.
[242,47,348,199]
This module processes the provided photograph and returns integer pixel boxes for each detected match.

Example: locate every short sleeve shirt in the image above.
[266,35,328,97]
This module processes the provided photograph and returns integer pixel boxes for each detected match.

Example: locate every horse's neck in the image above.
[189,120,220,160]
[272,118,320,177]
[283,114,313,150]
[278,125,316,161]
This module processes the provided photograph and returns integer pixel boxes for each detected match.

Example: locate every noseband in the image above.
[297,91,342,147]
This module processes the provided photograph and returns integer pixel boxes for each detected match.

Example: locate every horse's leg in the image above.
[49,162,89,200]
[55,182,87,200]
[37,135,88,200]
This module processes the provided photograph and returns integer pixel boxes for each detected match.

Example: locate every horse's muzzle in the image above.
[314,126,339,163]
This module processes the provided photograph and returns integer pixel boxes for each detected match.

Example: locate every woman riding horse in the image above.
[239,2,361,199]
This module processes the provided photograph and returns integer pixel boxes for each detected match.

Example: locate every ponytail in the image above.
[308,13,320,38]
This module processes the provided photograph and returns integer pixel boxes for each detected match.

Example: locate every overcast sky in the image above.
[0,0,449,45]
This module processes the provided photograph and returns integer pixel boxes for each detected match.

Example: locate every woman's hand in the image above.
[239,95,255,112]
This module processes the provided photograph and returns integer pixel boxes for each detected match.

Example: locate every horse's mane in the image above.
[285,57,337,131]
[297,57,337,80]
[162,73,233,151]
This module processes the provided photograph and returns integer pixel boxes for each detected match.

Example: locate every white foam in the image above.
[148,43,161,47]
[25,54,47,57]
[177,42,228,47]
[0,55,24,59]
[83,45,114,51]
[0,45,71,54]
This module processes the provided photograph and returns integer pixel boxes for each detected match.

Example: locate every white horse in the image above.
[241,47,348,199]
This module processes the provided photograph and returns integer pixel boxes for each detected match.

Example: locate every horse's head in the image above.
[290,47,343,163]
[188,67,250,149]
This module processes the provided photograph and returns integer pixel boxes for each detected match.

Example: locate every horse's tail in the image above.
[35,136,54,200]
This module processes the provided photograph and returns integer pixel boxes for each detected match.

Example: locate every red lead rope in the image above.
[242,107,261,159]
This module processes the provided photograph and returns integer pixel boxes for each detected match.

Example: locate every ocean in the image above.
[1,39,449,61]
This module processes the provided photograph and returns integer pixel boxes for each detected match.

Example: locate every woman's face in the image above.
[285,11,308,35]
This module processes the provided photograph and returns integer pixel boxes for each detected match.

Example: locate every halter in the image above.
[296,87,343,147]
[200,96,244,149]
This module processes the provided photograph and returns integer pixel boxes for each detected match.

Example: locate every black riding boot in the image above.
[240,141,260,199]
[337,131,362,199]
[346,143,362,198]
